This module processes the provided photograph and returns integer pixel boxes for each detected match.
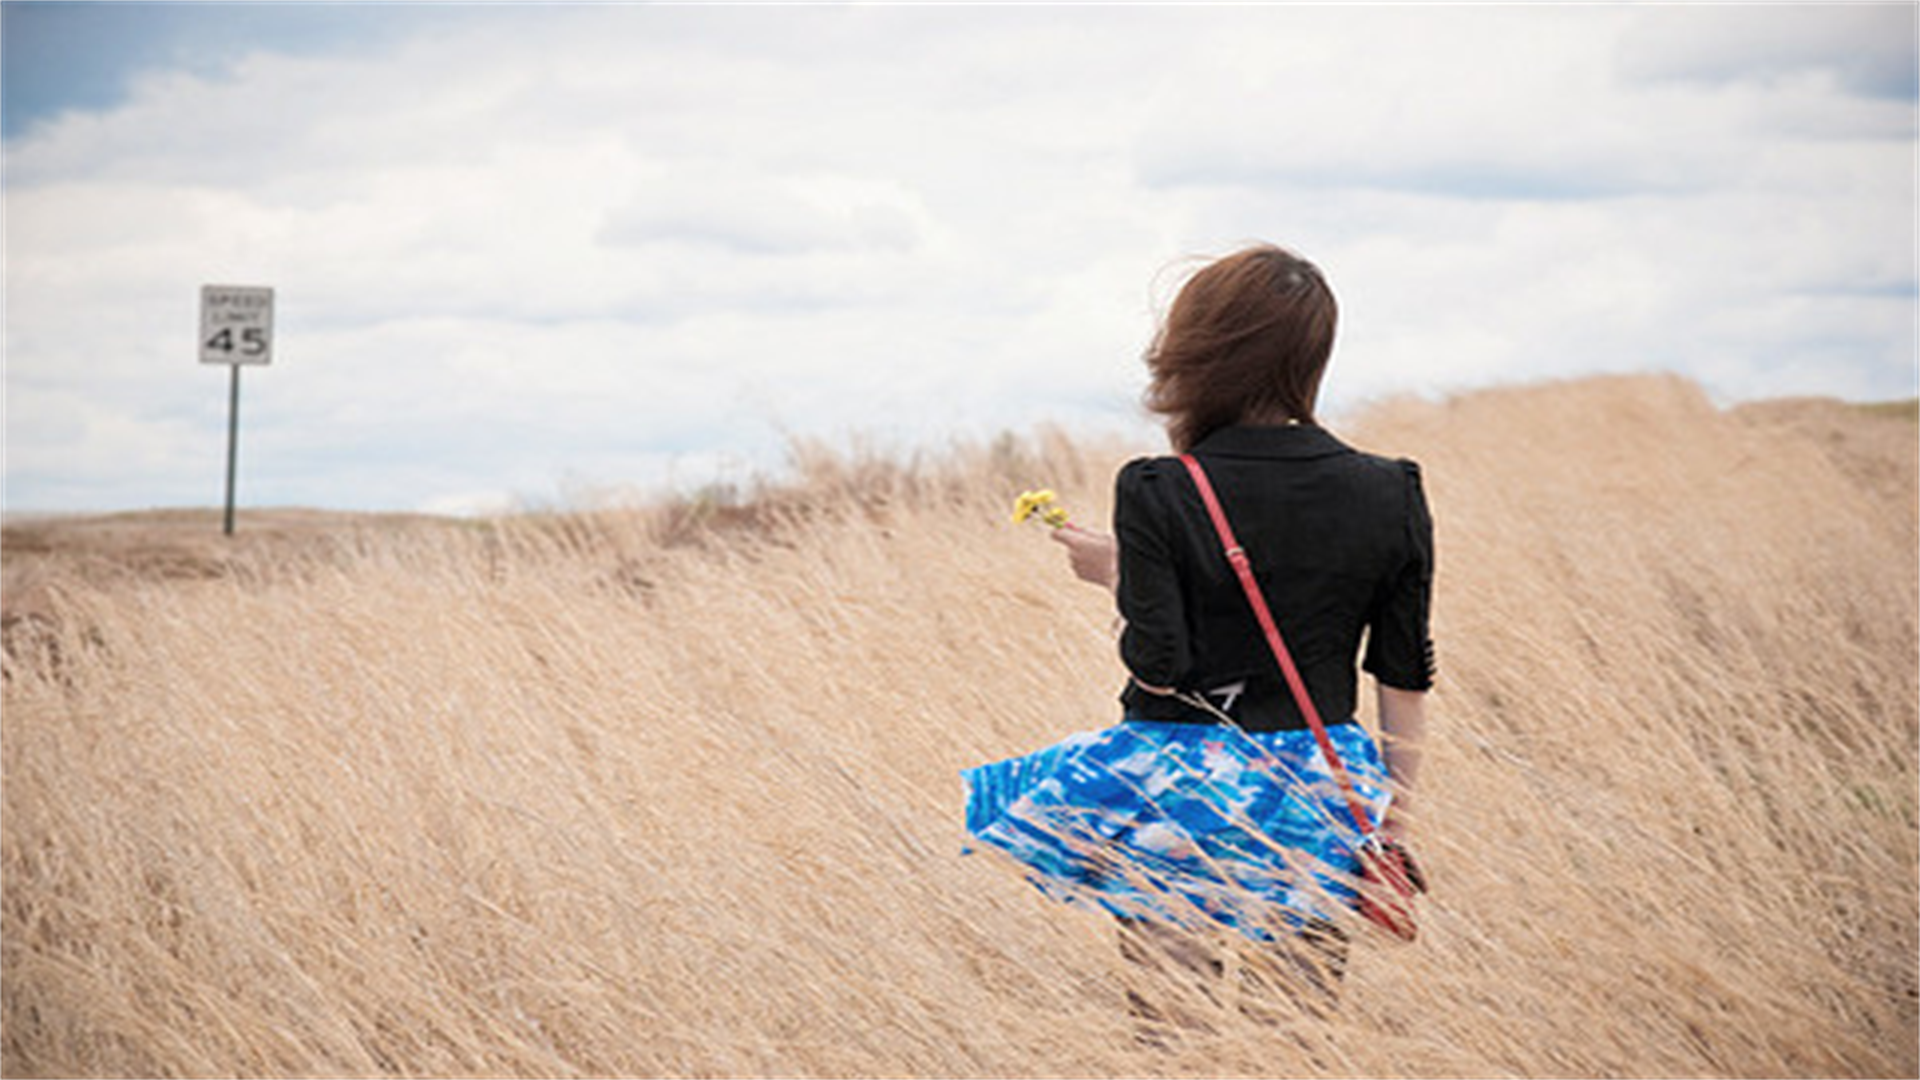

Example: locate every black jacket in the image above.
[1114,424,1435,732]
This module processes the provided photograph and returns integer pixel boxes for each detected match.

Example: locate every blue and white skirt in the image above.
[962,719,1391,942]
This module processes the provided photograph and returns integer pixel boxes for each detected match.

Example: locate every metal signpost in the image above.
[199,285,274,535]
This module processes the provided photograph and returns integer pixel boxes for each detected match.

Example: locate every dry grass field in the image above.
[3,374,1915,1078]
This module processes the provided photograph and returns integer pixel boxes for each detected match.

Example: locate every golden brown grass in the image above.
[3,375,1915,1078]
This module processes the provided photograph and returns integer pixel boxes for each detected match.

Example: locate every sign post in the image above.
[199,285,274,535]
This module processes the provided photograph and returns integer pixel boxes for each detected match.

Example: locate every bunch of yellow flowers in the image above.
[1010,489,1070,529]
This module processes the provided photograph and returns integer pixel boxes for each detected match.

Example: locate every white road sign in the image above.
[199,285,274,365]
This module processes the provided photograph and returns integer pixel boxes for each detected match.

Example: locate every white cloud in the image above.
[1618,4,1918,100]
[4,5,1913,512]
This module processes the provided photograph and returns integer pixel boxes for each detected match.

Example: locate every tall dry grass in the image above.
[3,375,1915,1078]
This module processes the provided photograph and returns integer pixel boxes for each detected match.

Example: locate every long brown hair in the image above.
[1143,244,1338,451]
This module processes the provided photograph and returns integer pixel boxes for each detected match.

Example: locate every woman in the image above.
[964,244,1434,1035]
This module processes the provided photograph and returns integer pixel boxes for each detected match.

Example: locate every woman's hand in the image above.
[1049,525,1119,592]
[1378,806,1415,843]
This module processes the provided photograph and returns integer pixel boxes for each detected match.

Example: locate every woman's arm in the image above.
[1376,684,1427,839]
[1046,526,1180,695]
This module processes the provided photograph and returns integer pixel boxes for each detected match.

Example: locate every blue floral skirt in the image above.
[962,719,1391,942]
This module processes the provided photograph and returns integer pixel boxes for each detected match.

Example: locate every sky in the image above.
[4,3,1916,515]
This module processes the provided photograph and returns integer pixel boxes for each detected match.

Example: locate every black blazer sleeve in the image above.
[1361,459,1437,691]
[1113,458,1190,689]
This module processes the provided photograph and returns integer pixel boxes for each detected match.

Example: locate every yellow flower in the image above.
[1011,489,1070,528]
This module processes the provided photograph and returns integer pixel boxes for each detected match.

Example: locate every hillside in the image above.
[3,375,1915,1077]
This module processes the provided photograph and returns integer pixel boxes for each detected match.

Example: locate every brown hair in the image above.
[1143,244,1338,451]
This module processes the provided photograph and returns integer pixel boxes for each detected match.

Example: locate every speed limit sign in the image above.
[199,285,274,365]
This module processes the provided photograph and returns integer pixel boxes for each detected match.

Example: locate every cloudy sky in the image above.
[5,3,1915,515]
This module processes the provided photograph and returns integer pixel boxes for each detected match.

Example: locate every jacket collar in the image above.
[1189,423,1352,461]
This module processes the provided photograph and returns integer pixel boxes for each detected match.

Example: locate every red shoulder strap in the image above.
[1178,453,1376,838]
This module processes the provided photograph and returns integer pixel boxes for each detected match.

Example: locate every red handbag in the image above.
[1178,453,1428,942]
